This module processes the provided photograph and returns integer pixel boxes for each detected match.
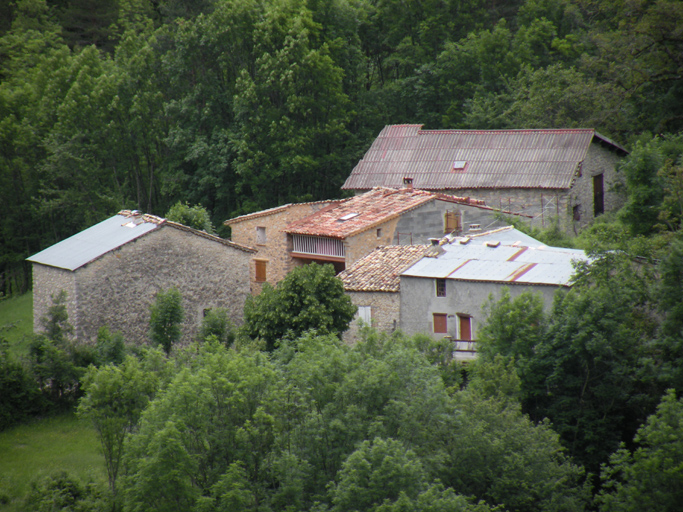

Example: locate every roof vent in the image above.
[459,237,471,245]
[429,238,440,246]
[469,224,481,232]
[452,161,467,172]
[485,241,500,248]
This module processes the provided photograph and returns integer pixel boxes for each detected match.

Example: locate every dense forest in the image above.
[1,0,682,295]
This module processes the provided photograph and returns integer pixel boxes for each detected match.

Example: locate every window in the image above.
[451,161,467,171]
[255,260,267,282]
[433,313,448,334]
[256,226,266,244]
[573,204,581,221]
[376,228,382,238]
[457,314,472,341]
[593,174,604,216]
[444,211,461,233]
[358,306,371,325]
[435,278,446,297]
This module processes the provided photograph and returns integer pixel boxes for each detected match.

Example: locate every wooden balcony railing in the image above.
[292,234,345,259]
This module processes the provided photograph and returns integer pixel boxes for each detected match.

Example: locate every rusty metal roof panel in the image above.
[27,214,160,271]
[343,126,621,191]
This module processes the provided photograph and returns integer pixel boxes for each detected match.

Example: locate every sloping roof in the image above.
[342,125,628,192]
[285,187,490,239]
[224,199,342,225]
[339,245,427,292]
[402,228,587,287]
[28,211,254,271]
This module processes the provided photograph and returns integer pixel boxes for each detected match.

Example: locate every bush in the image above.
[0,339,42,430]
[23,471,107,512]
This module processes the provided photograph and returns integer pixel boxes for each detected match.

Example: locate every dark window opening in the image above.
[435,279,446,297]
[573,205,581,221]
[593,174,604,216]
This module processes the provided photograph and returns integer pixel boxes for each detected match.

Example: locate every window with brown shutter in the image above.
[444,211,461,233]
[255,260,267,282]
[433,313,448,334]
[458,314,472,341]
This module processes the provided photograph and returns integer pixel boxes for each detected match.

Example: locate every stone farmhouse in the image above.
[399,226,588,358]
[227,185,514,293]
[338,244,427,343]
[342,125,628,233]
[28,210,255,345]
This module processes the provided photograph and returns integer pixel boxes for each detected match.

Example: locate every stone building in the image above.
[337,245,427,343]
[342,125,629,233]
[28,210,255,345]
[225,200,338,294]
[227,186,512,293]
[398,227,588,359]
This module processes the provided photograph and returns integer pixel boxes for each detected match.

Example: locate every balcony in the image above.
[291,234,346,262]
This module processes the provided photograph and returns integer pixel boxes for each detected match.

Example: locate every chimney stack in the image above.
[403,177,414,191]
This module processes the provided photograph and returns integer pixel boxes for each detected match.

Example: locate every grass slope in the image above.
[0,292,33,358]
[0,413,105,511]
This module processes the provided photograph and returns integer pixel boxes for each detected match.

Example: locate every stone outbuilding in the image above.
[28,210,255,345]
[342,125,629,232]
[398,226,589,359]
[337,244,427,343]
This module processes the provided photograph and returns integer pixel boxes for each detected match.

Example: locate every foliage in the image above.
[197,308,235,347]
[0,338,41,431]
[598,390,683,512]
[94,326,127,366]
[242,263,356,350]
[148,287,184,354]
[23,471,107,512]
[165,201,216,234]
[78,356,159,496]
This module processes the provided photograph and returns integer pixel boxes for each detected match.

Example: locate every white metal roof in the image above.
[27,214,160,271]
[402,230,587,287]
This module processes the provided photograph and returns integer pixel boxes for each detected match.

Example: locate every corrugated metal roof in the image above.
[343,125,627,191]
[28,214,160,271]
[401,231,587,287]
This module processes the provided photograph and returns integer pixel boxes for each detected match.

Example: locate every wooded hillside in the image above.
[2,0,682,294]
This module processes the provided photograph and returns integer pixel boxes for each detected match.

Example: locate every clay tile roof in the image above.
[339,245,427,292]
[285,187,482,239]
[342,125,628,191]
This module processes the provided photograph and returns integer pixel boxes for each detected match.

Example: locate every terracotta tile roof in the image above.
[342,125,628,191]
[224,199,342,225]
[285,187,488,239]
[339,245,427,292]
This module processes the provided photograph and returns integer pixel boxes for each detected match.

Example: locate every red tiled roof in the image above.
[284,187,487,238]
[339,245,427,292]
[342,125,628,191]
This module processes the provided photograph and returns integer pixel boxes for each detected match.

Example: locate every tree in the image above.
[149,287,184,354]
[78,356,158,497]
[599,390,683,512]
[242,263,356,350]
[165,201,215,234]
[196,308,235,347]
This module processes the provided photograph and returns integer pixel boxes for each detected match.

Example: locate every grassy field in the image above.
[0,292,33,358]
[0,413,105,511]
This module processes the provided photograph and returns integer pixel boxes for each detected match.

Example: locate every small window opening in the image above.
[376,228,382,237]
[435,278,446,297]
[573,205,581,221]
[256,226,266,244]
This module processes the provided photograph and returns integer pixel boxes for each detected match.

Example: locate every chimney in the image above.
[403,177,413,191]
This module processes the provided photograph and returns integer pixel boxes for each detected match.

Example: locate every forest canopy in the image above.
[2,0,683,296]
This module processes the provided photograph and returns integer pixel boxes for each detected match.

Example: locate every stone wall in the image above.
[228,202,334,294]
[343,290,400,344]
[32,264,78,334]
[399,276,560,340]
[344,217,400,268]
[34,224,253,346]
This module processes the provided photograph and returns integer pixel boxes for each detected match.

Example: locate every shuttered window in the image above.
[433,313,448,334]
[255,260,267,282]
[358,306,371,324]
[444,211,461,233]
[458,314,472,341]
